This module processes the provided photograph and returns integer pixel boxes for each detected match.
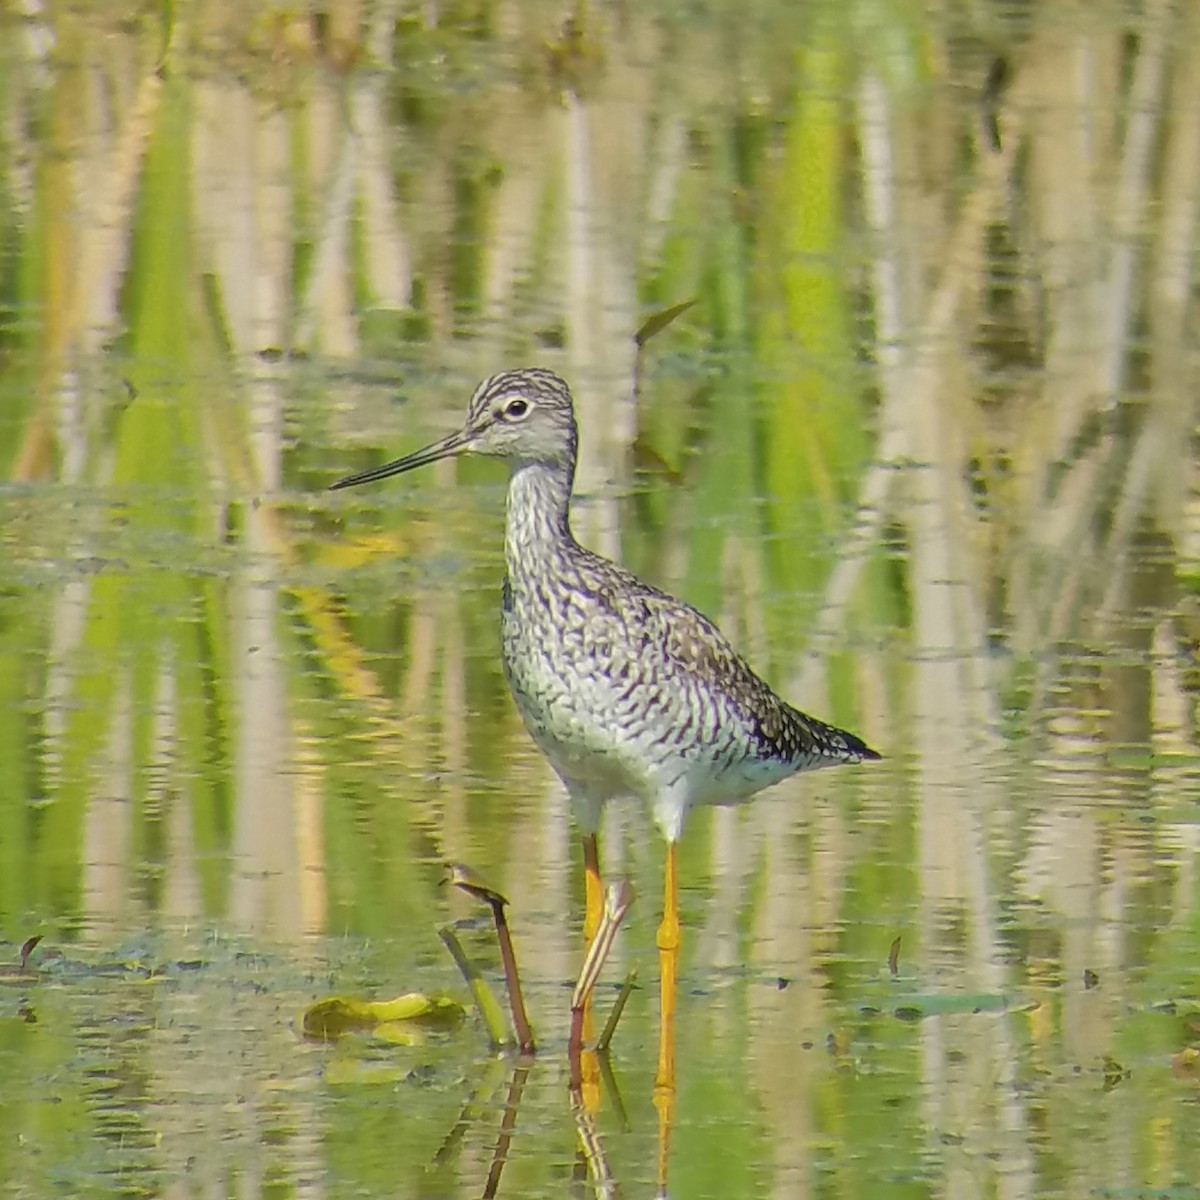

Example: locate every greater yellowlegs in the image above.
[331,368,879,1094]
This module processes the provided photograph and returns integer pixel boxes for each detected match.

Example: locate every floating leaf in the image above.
[372,1020,450,1047]
[634,299,696,348]
[302,993,465,1041]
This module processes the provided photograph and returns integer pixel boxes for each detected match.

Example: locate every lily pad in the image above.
[302,993,465,1041]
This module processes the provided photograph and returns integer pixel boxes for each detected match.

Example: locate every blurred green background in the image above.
[1,1,1199,1197]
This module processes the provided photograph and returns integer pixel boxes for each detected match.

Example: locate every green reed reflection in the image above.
[1,0,1199,1197]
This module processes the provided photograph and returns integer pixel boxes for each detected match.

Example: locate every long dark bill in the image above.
[329,427,475,491]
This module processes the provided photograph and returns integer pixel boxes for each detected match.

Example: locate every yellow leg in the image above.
[583,833,603,950]
[654,840,680,1192]
[579,834,603,1112]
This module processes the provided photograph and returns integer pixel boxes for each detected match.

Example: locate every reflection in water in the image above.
[2,2,1200,1198]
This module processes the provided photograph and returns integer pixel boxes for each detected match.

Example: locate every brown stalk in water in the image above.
[446,862,535,1054]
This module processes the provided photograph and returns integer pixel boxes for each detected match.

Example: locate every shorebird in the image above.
[331,368,879,1099]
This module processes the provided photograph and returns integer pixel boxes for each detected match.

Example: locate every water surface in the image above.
[2,2,1199,1196]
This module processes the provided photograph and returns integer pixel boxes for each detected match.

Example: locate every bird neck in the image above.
[504,458,578,582]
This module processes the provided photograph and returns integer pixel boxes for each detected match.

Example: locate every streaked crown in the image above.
[462,368,579,467]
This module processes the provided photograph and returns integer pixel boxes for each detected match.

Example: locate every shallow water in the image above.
[3,2,1200,1197]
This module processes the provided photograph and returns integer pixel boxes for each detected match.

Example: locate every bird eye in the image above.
[503,398,530,419]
